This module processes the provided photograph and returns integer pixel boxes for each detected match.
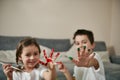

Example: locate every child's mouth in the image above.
[28,61,37,64]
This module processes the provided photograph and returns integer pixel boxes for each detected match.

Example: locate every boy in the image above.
[72,29,105,80]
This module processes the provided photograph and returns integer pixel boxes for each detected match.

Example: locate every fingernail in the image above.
[77,48,80,51]
[88,49,91,52]
[68,56,73,60]
[83,46,86,49]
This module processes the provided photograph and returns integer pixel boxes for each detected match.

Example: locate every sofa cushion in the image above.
[104,62,120,80]
[95,51,110,63]
[110,55,120,64]
[0,50,16,63]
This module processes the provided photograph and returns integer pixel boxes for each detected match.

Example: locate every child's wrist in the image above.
[89,58,99,69]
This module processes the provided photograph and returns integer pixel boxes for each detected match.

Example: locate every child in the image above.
[2,37,72,80]
[72,29,105,80]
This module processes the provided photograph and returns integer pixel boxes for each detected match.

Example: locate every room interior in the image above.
[0,0,120,80]
[0,0,120,55]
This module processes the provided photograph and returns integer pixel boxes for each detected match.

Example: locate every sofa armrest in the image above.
[110,55,120,64]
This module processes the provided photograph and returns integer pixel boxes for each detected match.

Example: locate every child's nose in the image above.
[79,43,84,48]
[30,55,34,59]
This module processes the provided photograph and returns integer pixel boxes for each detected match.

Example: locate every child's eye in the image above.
[34,52,39,56]
[83,41,87,44]
[82,40,87,44]
[26,53,31,57]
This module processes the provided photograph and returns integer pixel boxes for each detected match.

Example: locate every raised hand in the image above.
[65,46,95,67]
[38,48,60,66]
[57,62,67,73]
[2,64,13,79]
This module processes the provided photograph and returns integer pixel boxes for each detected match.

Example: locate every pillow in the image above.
[0,50,16,63]
[56,44,77,63]
[95,51,110,63]
[66,44,77,58]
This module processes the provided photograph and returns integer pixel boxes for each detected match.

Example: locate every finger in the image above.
[87,53,95,67]
[54,52,60,61]
[47,61,55,69]
[89,53,95,59]
[77,48,80,57]
[57,62,63,69]
[79,49,84,57]
[49,48,54,58]
[84,49,91,57]
[84,46,90,56]
[71,58,79,65]
[43,50,48,60]
[72,60,80,66]
[79,46,86,56]
[4,65,13,72]
[6,67,13,72]
[59,64,64,70]
[82,45,86,56]
[64,55,73,61]
[55,62,62,65]
[87,49,93,55]
[39,60,47,66]
[83,45,86,50]
[2,64,11,69]
[64,55,79,66]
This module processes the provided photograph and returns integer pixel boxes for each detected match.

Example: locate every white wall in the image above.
[0,0,119,55]
[110,0,120,55]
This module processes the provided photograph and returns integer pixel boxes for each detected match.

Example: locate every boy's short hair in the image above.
[73,29,94,44]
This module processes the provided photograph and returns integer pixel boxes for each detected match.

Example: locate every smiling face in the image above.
[19,44,40,70]
[74,35,95,50]
[73,29,95,50]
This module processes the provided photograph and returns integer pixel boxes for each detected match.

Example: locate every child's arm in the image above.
[2,64,13,80]
[42,62,56,80]
[41,49,58,80]
[88,57,99,70]
[43,62,56,80]
[58,62,73,80]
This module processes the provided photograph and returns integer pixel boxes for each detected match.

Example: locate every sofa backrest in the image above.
[0,36,29,50]
[0,35,107,52]
[94,41,107,51]
[0,35,72,52]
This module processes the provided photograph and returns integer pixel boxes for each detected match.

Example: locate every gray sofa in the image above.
[0,35,120,80]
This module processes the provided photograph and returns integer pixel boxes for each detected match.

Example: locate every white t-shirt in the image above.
[74,53,106,80]
[13,65,48,80]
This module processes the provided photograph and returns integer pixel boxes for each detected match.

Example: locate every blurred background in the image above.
[0,0,120,55]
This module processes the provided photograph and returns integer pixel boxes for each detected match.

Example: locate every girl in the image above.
[3,37,56,80]
[2,37,72,80]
